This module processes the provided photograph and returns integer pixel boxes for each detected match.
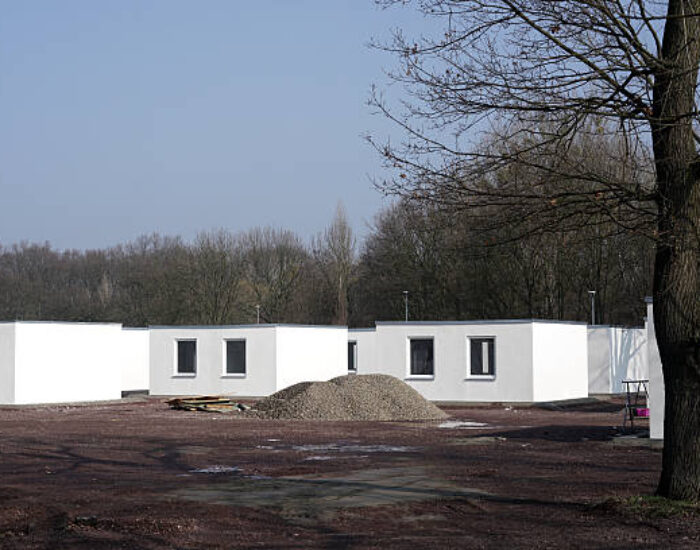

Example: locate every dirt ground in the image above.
[0,397,697,549]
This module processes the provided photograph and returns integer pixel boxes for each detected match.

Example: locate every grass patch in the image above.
[594,495,700,519]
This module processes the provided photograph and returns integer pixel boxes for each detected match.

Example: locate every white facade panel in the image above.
[363,322,536,403]
[120,328,150,392]
[0,323,16,404]
[13,322,123,404]
[532,323,588,402]
[275,327,348,390]
[646,301,664,439]
[149,326,278,397]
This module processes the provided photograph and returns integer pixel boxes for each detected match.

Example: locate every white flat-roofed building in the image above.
[0,321,127,404]
[349,320,589,403]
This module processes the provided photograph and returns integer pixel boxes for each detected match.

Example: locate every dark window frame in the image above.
[468,337,495,377]
[409,338,434,377]
[225,339,247,375]
[176,339,197,375]
[348,341,357,372]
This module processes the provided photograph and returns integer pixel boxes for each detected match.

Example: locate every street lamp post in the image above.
[255,304,260,324]
[587,290,596,326]
[403,290,409,322]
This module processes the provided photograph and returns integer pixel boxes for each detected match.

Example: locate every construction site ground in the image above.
[1,397,697,549]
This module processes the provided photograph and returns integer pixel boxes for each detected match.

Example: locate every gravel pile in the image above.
[251,374,448,421]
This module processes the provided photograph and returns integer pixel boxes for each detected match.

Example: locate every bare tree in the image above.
[371,0,700,500]
[113,234,192,325]
[241,227,308,323]
[311,203,356,325]
[188,230,245,325]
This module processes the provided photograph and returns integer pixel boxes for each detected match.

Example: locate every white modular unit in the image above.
[120,328,150,393]
[646,299,664,440]
[588,326,648,394]
[149,324,348,397]
[0,321,124,405]
[351,320,588,403]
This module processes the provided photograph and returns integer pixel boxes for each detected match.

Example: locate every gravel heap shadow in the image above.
[251,374,448,421]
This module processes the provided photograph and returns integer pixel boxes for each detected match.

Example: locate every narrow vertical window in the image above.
[348,341,357,372]
[470,338,495,376]
[410,338,434,376]
[226,340,246,375]
[177,340,197,374]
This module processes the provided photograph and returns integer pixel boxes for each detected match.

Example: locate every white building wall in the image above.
[364,322,536,402]
[532,323,589,402]
[588,327,612,394]
[120,328,150,392]
[149,326,278,397]
[348,329,376,373]
[646,300,664,439]
[588,327,648,394]
[610,327,648,393]
[275,326,348,390]
[0,323,16,404]
[13,322,123,404]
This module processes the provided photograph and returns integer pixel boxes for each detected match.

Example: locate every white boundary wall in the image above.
[588,327,648,394]
[149,325,347,397]
[9,322,123,404]
[120,328,150,392]
[352,320,587,403]
[646,299,664,439]
[588,328,613,393]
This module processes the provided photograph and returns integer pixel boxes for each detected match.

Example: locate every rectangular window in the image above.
[177,340,197,374]
[410,338,434,376]
[470,338,495,376]
[226,340,246,375]
[348,341,357,372]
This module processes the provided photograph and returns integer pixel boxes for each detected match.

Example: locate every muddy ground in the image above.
[0,397,696,549]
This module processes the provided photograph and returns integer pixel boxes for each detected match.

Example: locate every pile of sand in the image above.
[251,374,448,421]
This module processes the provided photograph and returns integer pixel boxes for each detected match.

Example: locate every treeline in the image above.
[0,202,652,328]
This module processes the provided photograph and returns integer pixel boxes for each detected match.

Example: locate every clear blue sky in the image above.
[0,1,430,250]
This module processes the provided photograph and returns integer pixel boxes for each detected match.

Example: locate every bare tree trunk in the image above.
[653,0,700,501]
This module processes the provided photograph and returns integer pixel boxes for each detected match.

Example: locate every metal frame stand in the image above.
[622,378,649,433]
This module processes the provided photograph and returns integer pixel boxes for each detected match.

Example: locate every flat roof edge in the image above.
[148,323,348,330]
[0,320,123,327]
[375,319,588,327]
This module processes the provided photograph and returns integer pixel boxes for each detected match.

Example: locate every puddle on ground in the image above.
[451,436,507,446]
[290,444,416,453]
[173,466,490,524]
[438,421,489,429]
[303,455,369,461]
[189,465,242,474]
